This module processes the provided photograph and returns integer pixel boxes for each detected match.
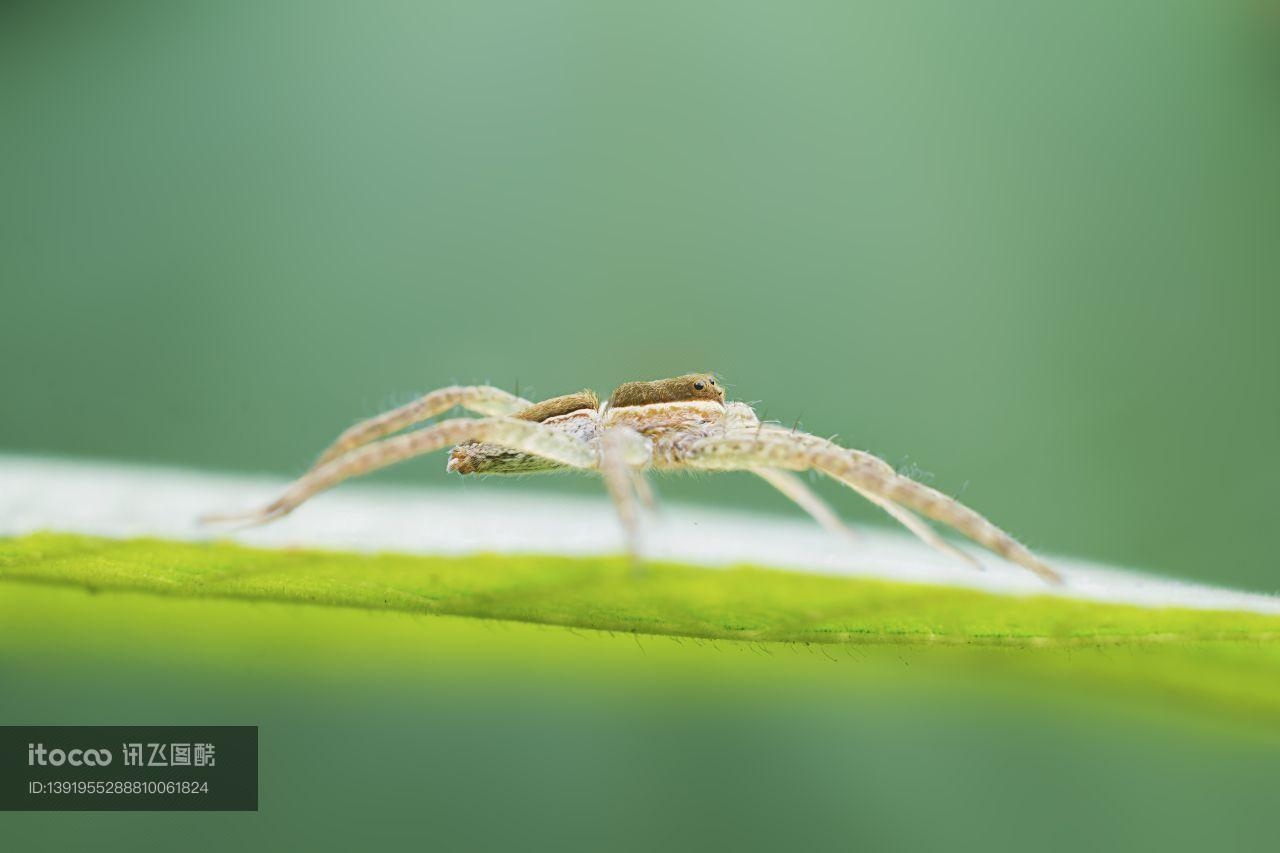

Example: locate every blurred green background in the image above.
[2,0,1278,589]
[3,1,1280,849]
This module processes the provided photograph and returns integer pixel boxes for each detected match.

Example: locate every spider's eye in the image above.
[694,381,706,391]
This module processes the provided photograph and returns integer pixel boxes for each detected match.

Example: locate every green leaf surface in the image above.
[4,532,1280,736]
[3,532,1278,646]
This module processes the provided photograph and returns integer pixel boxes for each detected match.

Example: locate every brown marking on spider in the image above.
[513,390,600,422]
[203,374,1061,584]
[608,373,724,407]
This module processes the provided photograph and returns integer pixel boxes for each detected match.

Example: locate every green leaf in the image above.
[3,532,1277,646]
[4,531,1280,735]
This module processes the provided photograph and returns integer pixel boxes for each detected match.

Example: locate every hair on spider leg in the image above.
[894,454,935,485]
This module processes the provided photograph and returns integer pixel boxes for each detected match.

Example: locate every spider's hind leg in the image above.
[312,385,532,469]
[203,416,596,527]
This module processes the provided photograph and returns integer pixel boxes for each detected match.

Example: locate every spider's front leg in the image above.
[736,427,974,566]
[721,402,854,539]
[749,468,856,541]
[203,417,596,527]
[682,433,1061,583]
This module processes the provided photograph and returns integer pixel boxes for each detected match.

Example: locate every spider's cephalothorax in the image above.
[607,374,724,408]
[206,372,1061,583]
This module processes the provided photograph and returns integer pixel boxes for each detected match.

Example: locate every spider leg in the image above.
[824,473,982,570]
[599,426,652,571]
[682,433,1061,584]
[843,468,1057,582]
[743,428,974,566]
[312,385,532,468]
[630,469,658,513]
[750,468,855,541]
[203,417,595,527]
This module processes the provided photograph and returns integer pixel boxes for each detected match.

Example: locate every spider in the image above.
[205,373,1061,583]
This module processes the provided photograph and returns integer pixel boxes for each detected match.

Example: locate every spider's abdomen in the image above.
[447,408,600,475]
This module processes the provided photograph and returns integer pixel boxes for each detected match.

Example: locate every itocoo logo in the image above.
[28,743,113,767]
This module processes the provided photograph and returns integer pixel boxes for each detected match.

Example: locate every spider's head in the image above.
[686,373,725,403]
